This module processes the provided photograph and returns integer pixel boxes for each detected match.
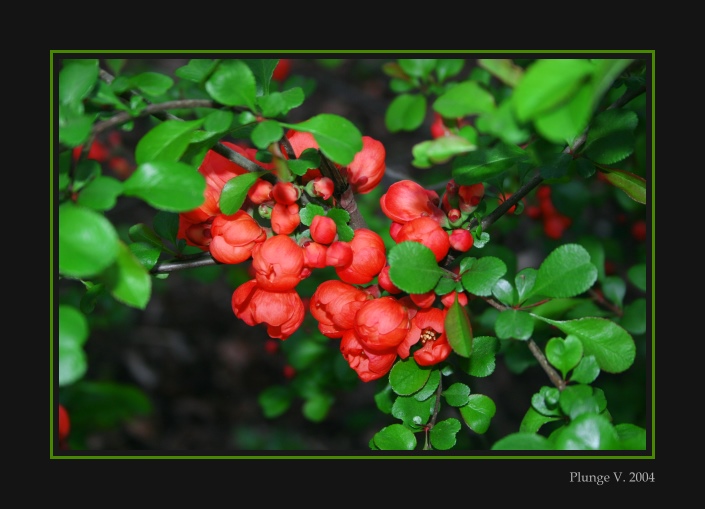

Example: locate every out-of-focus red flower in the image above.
[430,113,453,139]
[271,181,300,205]
[247,179,273,205]
[58,404,71,442]
[449,228,474,252]
[270,202,301,235]
[497,192,519,214]
[395,216,450,262]
[457,183,485,214]
[72,139,110,163]
[272,59,291,81]
[310,215,337,245]
[410,290,436,309]
[380,180,445,225]
[354,296,410,353]
[310,280,371,338]
[335,229,387,285]
[631,220,647,242]
[231,279,304,340]
[251,234,305,292]
[340,329,397,382]
[283,365,296,379]
[440,290,468,308]
[209,211,267,264]
[325,241,354,268]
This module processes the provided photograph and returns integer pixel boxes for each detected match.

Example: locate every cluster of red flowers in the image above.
[525,185,572,240]
[176,130,485,382]
[71,131,135,179]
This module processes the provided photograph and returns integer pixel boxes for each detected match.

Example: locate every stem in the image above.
[527,339,566,391]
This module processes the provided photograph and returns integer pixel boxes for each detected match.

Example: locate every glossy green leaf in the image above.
[534,83,593,144]
[452,142,528,185]
[220,171,267,215]
[287,147,320,177]
[514,268,537,304]
[283,114,363,166]
[298,203,326,226]
[76,176,123,212]
[389,357,431,396]
[392,394,434,427]
[434,81,496,118]
[153,211,180,247]
[615,423,647,450]
[519,406,561,434]
[460,256,507,297]
[477,59,524,87]
[627,263,647,292]
[427,135,477,164]
[530,243,598,299]
[129,71,173,97]
[258,88,305,117]
[459,394,496,434]
[435,59,465,82]
[59,59,99,105]
[388,242,444,294]
[584,109,638,165]
[205,60,257,109]
[414,369,440,402]
[532,315,635,373]
[467,336,499,377]
[492,278,516,306]
[251,120,283,149]
[546,334,583,379]
[430,418,461,450]
[58,105,94,147]
[513,59,594,122]
[385,93,427,133]
[601,168,646,204]
[475,99,532,145]
[174,59,217,83]
[442,383,471,407]
[579,236,606,283]
[59,203,119,278]
[373,423,417,451]
[123,161,207,212]
[445,296,473,358]
[551,413,620,450]
[135,119,205,164]
[531,386,561,417]
[398,58,436,78]
[374,385,394,414]
[204,110,234,133]
[242,58,278,95]
[602,275,626,307]
[103,242,152,309]
[619,298,646,335]
[58,305,89,387]
[129,242,161,271]
[302,393,334,423]
[569,355,600,384]
[559,384,600,420]
[495,309,534,340]
[492,432,553,450]
[128,224,164,249]
[258,385,292,418]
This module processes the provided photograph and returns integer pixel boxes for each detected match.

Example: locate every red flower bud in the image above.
[380,180,445,225]
[209,211,267,264]
[449,228,474,252]
[231,280,304,340]
[354,296,410,353]
[247,179,273,205]
[340,329,397,382]
[252,234,305,291]
[344,136,386,194]
[302,241,328,269]
[271,202,301,235]
[335,229,387,285]
[378,265,402,294]
[457,183,485,214]
[272,181,300,205]
[325,241,354,268]
[395,216,450,263]
[310,280,371,338]
[310,215,337,245]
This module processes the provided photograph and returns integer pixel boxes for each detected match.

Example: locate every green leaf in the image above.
[442,383,471,407]
[373,423,417,451]
[129,242,161,271]
[519,406,561,434]
[242,58,278,95]
[569,355,600,384]
[414,369,440,401]
[546,334,583,379]
[129,71,173,97]
[283,114,363,166]
[251,120,283,150]
[58,107,94,147]
[602,275,626,307]
[619,298,646,335]
[600,168,646,204]
[512,59,594,122]
[495,309,534,340]
[445,296,473,357]
[551,413,620,450]
[299,203,326,226]
[530,243,598,299]
[492,432,553,450]
[325,208,354,242]
[76,176,123,211]
[627,263,647,292]
[385,93,427,133]
[59,203,119,278]
[531,315,635,373]
[615,423,647,450]
[398,58,437,78]
[174,59,217,83]
[579,236,606,283]
[430,418,461,450]
[534,84,593,144]
[475,99,532,145]
[459,394,496,434]
[287,148,320,177]
[257,88,305,117]
[460,256,507,297]
[258,385,292,418]
[477,59,524,87]
[59,59,99,105]
[220,171,267,215]
[515,268,537,304]
[392,394,434,428]
[123,161,207,212]
[128,223,165,249]
[58,305,89,387]
[388,242,444,294]
[559,384,600,420]
[302,393,334,423]
[531,386,561,417]
[452,142,528,185]
[135,118,205,164]
[205,60,257,109]
[435,59,465,82]
[434,81,496,118]
[103,242,152,309]
[203,110,234,133]
[389,357,431,396]
[420,135,477,165]
[467,336,499,377]
[584,109,639,165]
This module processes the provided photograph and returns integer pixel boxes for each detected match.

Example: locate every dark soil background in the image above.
[56,57,643,455]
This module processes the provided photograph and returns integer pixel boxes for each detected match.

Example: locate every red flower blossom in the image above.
[457,183,485,214]
[335,229,386,285]
[343,136,386,194]
[340,329,397,382]
[231,280,304,340]
[325,241,354,268]
[354,296,410,353]
[395,216,451,262]
[449,228,474,252]
[209,211,267,264]
[380,180,445,225]
[310,215,337,245]
[270,202,301,235]
[310,280,371,338]
[251,234,305,292]
[404,307,451,366]
[302,241,328,269]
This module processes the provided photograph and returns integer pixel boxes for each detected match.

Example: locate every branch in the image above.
[92,99,217,135]
[527,339,566,391]
[150,252,218,273]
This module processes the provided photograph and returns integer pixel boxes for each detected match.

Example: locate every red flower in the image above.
[310,280,370,338]
[270,202,301,235]
[335,229,387,285]
[457,183,485,214]
[231,280,304,340]
[272,181,300,205]
[449,228,474,252]
[380,180,445,225]
[251,234,305,292]
[395,216,451,262]
[378,265,402,294]
[310,215,337,245]
[58,404,71,442]
[343,136,386,194]
[325,241,354,268]
[209,211,267,264]
[340,329,397,382]
[302,241,328,269]
[272,59,292,81]
[405,307,452,366]
[354,296,410,353]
